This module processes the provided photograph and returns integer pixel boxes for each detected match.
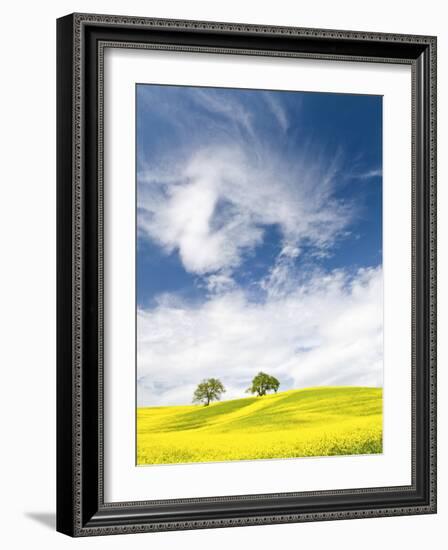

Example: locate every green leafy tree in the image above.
[246,372,280,397]
[193,378,226,406]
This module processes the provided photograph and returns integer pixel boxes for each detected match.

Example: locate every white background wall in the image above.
[0,1,445,548]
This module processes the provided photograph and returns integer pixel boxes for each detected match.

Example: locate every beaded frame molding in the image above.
[56,13,437,537]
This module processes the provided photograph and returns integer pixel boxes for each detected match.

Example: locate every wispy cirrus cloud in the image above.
[138,141,351,279]
[262,91,291,132]
[347,167,383,181]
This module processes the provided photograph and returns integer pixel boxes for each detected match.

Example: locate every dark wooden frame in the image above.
[57,13,437,537]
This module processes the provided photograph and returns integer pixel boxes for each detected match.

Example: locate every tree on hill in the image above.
[246,372,280,397]
[193,378,226,406]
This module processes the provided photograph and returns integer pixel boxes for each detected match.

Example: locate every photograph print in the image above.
[136,83,383,466]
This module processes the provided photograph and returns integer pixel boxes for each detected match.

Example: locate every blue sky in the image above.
[136,84,383,406]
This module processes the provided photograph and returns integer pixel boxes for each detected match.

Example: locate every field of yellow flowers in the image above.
[137,386,382,465]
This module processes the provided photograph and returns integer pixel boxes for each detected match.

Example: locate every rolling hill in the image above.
[137,386,382,465]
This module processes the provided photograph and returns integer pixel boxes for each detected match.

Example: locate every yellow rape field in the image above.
[137,386,382,465]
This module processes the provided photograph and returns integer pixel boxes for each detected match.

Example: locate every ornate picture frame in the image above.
[57,13,437,536]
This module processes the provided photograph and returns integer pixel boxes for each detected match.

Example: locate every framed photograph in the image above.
[56,13,437,536]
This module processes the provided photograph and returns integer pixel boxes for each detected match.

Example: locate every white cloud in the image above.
[137,266,383,406]
[204,272,236,294]
[137,87,354,282]
[138,143,351,277]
